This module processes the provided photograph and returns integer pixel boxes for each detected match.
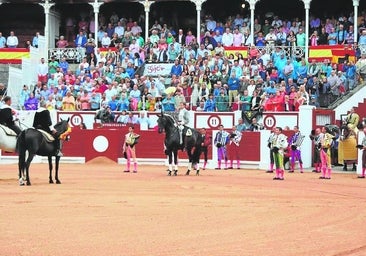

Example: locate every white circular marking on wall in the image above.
[93,136,109,152]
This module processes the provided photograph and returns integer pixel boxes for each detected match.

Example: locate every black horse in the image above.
[157,113,202,176]
[16,119,70,186]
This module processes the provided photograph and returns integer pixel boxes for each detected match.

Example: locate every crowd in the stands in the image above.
[5,8,366,124]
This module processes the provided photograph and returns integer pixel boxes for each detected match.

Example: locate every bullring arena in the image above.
[2,107,366,255]
[1,160,366,256]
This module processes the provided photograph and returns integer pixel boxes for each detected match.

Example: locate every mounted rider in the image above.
[0,96,21,135]
[32,101,63,156]
[344,107,360,134]
[177,101,190,145]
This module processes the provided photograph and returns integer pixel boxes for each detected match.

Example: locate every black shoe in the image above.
[266,170,274,173]
[319,176,325,179]
[325,177,331,179]
[358,176,365,179]
[214,168,221,170]
[227,167,233,169]
[288,170,294,173]
[273,177,280,180]
[312,169,318,173]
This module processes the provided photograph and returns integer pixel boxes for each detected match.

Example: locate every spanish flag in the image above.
[224,46,248,59]
[0,48,30,64]
[309,45,355,63]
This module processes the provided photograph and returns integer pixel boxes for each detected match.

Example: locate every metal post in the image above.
[302,0,311,60]
[90,0,103,47]
[39,0,55,52]
[353,0,359,45]
[191,0,207,45]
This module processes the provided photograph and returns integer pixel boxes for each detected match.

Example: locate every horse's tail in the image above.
[15,130,26,153]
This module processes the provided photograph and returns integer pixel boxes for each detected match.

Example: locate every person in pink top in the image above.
[80,90,91,110]
[56,35,69,48]
[185,30,195,46]
[232,28,243,47]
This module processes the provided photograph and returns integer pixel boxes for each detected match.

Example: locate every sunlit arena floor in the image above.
[1,159,366,256]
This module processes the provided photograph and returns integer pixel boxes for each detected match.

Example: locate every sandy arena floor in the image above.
[1,159,366,256]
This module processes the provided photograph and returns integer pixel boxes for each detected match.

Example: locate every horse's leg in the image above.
[343,161,348,171]
[55,156,61,184]
[18,150,26,186]
[194,149,201,176]
[186,148,192,176]
[25,154,35,186]
[167,151,172,176]
[48,156,54,184]
[352,162,357,172]
[173,150,178,176]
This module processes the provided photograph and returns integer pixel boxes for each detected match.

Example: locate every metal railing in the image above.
[48,44,366,64]
[48,47,85,63]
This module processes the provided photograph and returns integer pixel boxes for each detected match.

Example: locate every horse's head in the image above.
[157,113,175,134]
[157,114,166,134]
[54,118,70,138]
[339,124,353,140]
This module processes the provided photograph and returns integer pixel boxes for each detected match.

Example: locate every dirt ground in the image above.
[1,159,366,256]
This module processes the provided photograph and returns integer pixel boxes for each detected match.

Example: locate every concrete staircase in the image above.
[332,82,366,122]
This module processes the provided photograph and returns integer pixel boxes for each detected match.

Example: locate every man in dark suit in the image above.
[0,96,21,135]
[33,101,63,156]
[176,29,186,46]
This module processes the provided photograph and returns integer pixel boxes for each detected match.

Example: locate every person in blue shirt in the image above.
[162,94,176,111]
[344,60,356,90]
[74,31,87,47]
[204,94,216,112]
[32,32,40,48]
[108,95,119,111]
[170,59,182,76]
[265,81,277,95]
[126,62,135,78]
[59,57,69,74]
[0,32,6,48]
[118,93,130,111]
[227,73,240,107]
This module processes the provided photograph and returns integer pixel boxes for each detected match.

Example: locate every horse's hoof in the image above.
[167,171,172,176]
[26,182,31,186]
[173,171,178,176]
[56,180,61,184]
[196,171,200,176]
[49,180,54,184]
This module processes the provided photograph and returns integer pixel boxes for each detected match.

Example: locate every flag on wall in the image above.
[308,45,355,63]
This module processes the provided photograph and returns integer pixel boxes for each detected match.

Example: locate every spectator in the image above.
[37,57,48,84]
[6,31,18,48]
[24,92,39,110]
[56,35,69,48]
[0,32,6,48]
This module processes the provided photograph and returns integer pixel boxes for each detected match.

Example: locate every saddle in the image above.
[0,124,17,136]
[182,126,192,136]
[36,129,55,142]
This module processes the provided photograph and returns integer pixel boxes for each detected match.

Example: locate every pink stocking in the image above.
[327,168,332,178]
[270,163,274,171]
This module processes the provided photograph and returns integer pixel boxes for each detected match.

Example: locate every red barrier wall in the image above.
[62,127,261,163]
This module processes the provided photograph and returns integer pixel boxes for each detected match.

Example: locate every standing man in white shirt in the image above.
[37,57,49,84]
[222,28,234,47]
[6,31,18,48]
